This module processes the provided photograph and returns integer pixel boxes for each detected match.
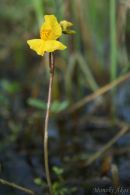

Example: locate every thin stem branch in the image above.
[44,52,54,195]
[68,72,130,113]
[86,125,129,166]
[0,178,35,195]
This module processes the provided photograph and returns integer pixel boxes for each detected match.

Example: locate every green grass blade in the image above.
[32,0,44,27]
[110,0,117,81]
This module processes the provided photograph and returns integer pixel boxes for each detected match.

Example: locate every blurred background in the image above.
[1,0,130,194]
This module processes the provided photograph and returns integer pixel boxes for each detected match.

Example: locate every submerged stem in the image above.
[44,52,54,195]
[0,178,35,195]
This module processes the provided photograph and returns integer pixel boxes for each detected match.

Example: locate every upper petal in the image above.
[27,39,45,56]
[40,15,62,40]
[44,40,67,52]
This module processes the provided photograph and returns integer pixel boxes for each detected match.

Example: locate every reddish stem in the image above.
[44,52,54,195]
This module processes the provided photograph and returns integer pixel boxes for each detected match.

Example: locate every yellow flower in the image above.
[27,15,67,56]
[60,20,76,35]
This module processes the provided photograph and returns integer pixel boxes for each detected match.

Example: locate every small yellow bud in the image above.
[60,20,76,35]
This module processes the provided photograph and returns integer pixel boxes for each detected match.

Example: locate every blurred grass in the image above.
[31,0,44,27]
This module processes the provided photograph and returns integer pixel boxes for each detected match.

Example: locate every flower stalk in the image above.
[44,52,54,195]
[27,14,74,195]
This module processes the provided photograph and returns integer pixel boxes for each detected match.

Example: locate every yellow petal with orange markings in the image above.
[40,15,62,40]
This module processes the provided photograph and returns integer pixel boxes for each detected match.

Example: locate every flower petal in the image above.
[44,40,67,52]
[40,15,62,40]
[27,39,45,56]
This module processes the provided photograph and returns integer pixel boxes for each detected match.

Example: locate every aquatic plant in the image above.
[27,14,74,195]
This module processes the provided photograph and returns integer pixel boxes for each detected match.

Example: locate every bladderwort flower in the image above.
[27,15,67,56]
[27,14,74,195]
